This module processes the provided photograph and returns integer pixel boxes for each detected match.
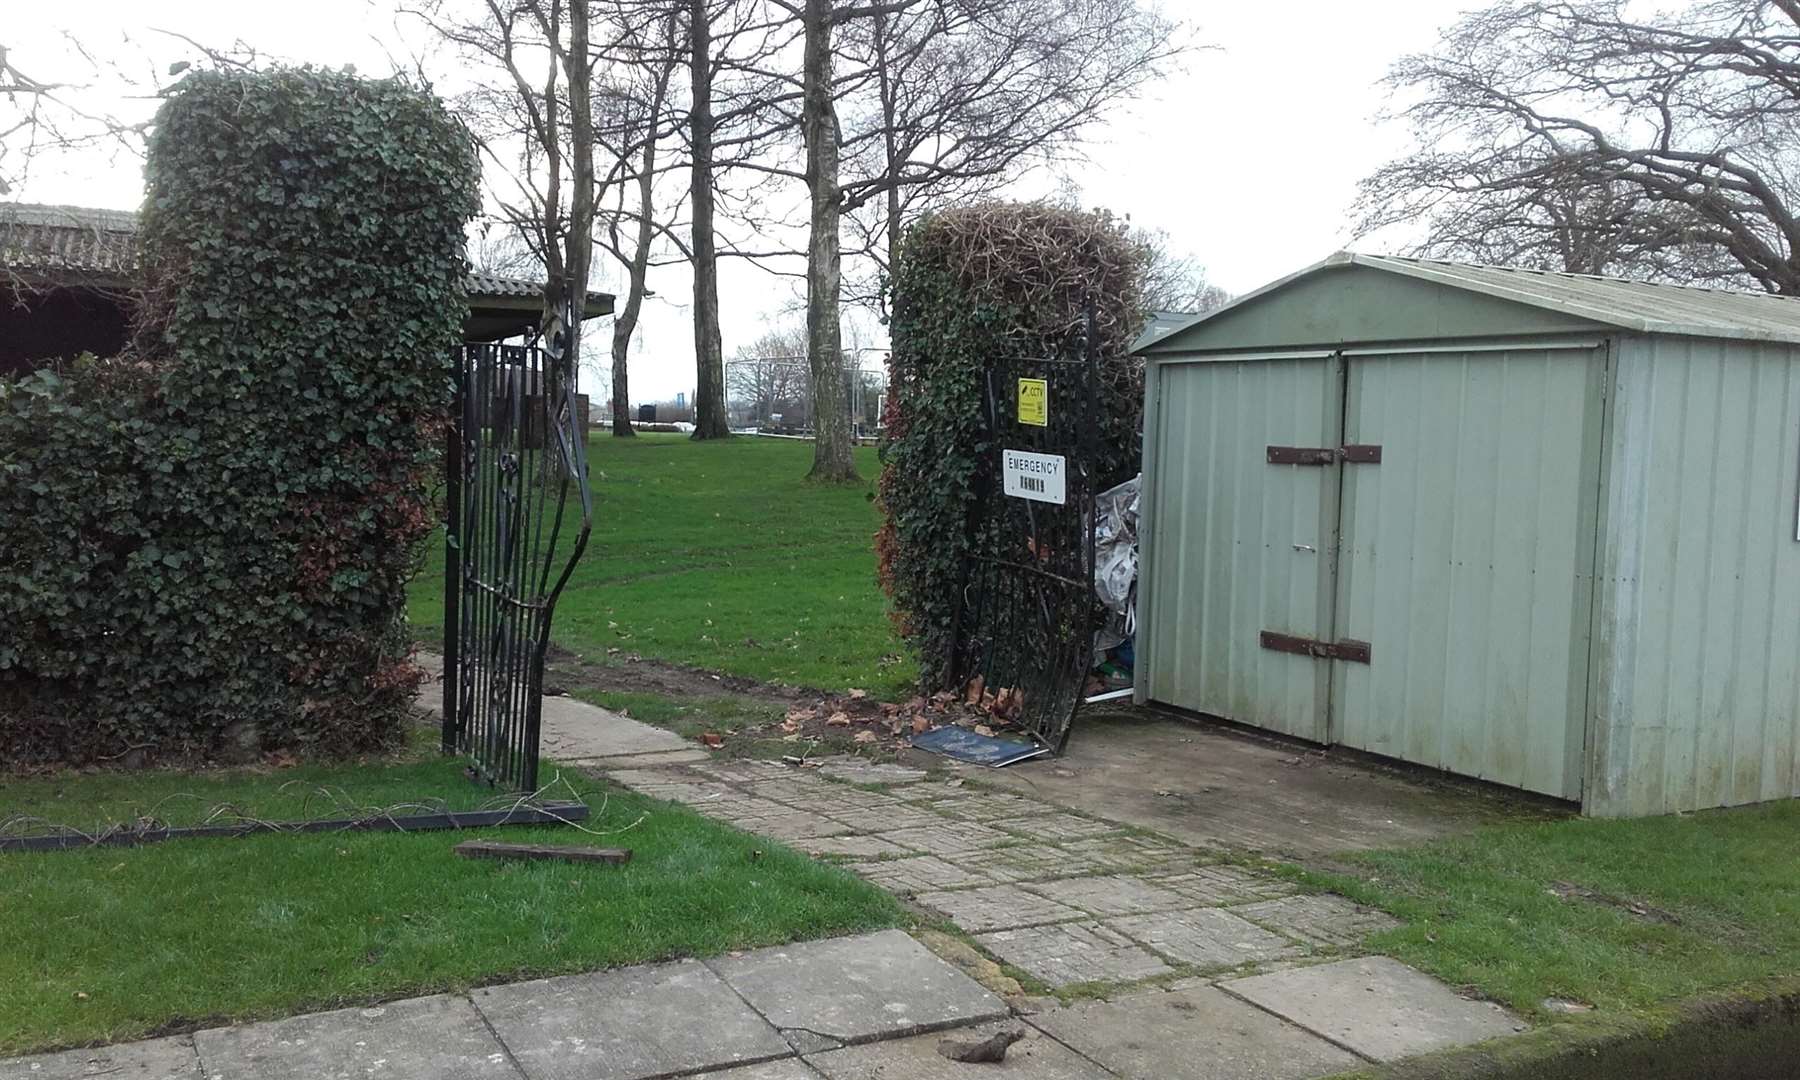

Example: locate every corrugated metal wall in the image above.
[1333,346,1606,800]
[1588,336,1800,816]
[1139,356,1339,741]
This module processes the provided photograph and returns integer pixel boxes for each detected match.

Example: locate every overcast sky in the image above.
[10,0,1457,400]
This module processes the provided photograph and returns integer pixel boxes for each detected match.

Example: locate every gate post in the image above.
[441,345,464,755]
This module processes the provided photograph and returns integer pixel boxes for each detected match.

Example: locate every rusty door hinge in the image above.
[1266,445,1382,465]
[1260,630,1372,664]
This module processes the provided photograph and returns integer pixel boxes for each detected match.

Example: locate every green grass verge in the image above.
[0,749,906,1054]
[1289,799,1800,1022]
[407,434,913,698]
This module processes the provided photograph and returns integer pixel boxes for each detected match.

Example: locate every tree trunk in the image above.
[611,46,676,439]
[565,0,595,400]
[688,0,731,440]
[875,11,905,286]
[802,0,858,482]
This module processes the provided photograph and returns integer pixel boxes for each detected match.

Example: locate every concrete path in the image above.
[8,675,1524,1079]
[4,928,1522,1080]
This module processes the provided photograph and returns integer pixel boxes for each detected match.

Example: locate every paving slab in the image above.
[881,822,1016,857]
[692,1062,823,1079]
[801,834,911,859]
[1222,956,1524,1062]
[1111,909,1301,970]
[1027,986,1360,1080]
[473,958,789,1080]
[827,804,946,833]
[693,761,803,784]
[709,929,1007,1044]
[915,883,1086,932]
[976,922,1172,987]
[1231,894,1401,949]
[1024,875,1197,917]
[537,695,693,761]
[192,994,515,1080]
[1056,834,1207,876]
[813,759,927,785]
[971,845,1123,884]
[806,1020,1110,1079]
[0,1036,199,1080]
[692,1062,822,1079]
[850,855,991,894]
[569,748,710,767]
[714,809,855,841]
[922,792,1042,817]
[1156,866,1297,906]
[989,813,1122,842]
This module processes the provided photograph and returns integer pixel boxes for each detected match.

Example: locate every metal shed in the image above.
[1135,252,1800,817]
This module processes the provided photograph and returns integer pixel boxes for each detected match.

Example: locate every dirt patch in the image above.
[1548,880,1682,925]
[543,645,809,706]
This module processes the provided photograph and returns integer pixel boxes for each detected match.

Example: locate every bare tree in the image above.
[1134,225,1230,314]
[1359,0,1800,291]
[596,7,686,436]
[761,0,1184,481]
[726,323,810,423]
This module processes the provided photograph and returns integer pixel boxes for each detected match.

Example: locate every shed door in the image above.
[1331,346,1604,800]
[1142,356,1339,741]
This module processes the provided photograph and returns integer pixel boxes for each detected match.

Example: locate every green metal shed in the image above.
[1134,252,1800,817]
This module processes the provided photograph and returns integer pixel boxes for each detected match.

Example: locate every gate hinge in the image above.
[1266,445,1383,465]
[1260,630,1372,664]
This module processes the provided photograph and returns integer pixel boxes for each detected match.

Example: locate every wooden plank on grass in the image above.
[454,840,632,865]
[0,802,593,854]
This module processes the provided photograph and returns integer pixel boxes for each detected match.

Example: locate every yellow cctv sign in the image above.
[1017,378,1047,426]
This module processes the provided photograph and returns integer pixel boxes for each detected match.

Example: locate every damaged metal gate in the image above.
[441,300,593,790]
[945,306,1101,752]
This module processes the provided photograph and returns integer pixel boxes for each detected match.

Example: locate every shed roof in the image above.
[1140,252,1800,354]
[1,203,613,339]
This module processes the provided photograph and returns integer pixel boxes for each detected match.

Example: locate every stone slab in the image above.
[1156,866,1297,906]
[827,805,946,832]
[570,749,710,768]
[880,822,1016,857]
[1222,956,1524,1062]
[715,810,854,841]
[807,1020,1109,1079]
[1231,894,1401,949]
[1056,835,1205,876]
[915,884,1086,932]
[801,834,911,859]
[923,794,1045,822]
[851,855,991,894]
[473,958,789,1080]
[709,929,1007,1044]
[0,1036,199,1080]
[693,1062,823,1079]
[192,994,515,1080]
[538,695,692,760]
[976,922,1172,987]
[989,813,1121,842]
[1027,986,1360,1080]
[971,846,1121,884]
[1023,875,1196,917]
[814,759,927,785]
[1111,909,1301,971]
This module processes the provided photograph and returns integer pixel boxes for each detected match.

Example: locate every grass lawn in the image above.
[1297,798,1800,1022]
[0,740,905,1055]
[408,434,913,699]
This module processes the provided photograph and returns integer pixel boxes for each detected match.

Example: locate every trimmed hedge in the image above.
[0,68,479,765]
[877,203,1146,690]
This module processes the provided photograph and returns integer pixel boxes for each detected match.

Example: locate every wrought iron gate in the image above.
[945,305,1101,752]
[441,301,592,790]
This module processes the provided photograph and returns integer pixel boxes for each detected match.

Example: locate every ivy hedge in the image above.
[877,204,1147,690]
[0,68,479,765]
